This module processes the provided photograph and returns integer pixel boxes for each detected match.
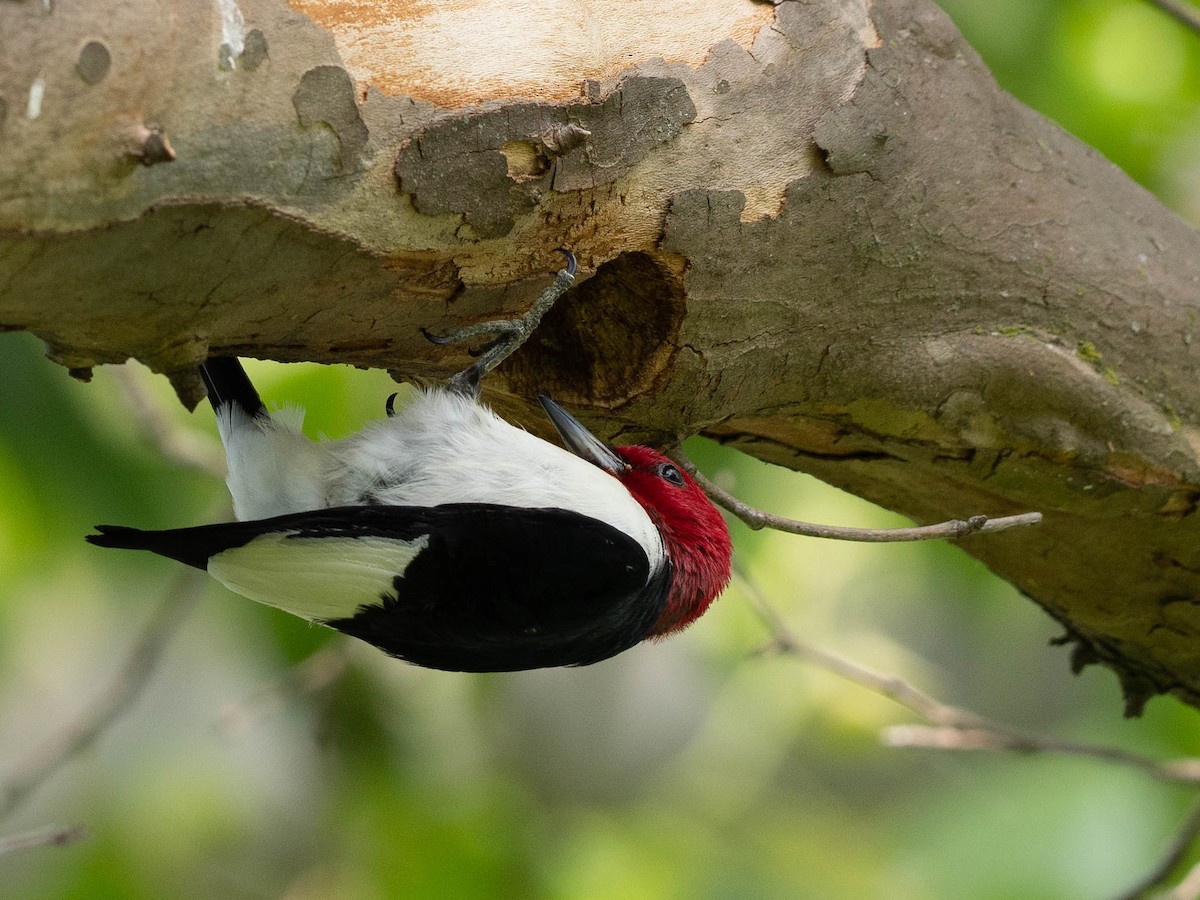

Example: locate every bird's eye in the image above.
[658,463,686,487]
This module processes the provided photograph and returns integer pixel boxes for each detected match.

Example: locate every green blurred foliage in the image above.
[2,2,1199,898]
[941,0,1200,224]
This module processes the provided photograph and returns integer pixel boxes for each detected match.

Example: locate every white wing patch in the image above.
[207,532,430,622]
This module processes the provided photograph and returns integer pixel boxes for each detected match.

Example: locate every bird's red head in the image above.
[613,445,733,636]
[537,395,733,637]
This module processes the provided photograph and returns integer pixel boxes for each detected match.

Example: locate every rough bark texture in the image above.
[2,0,1199,713]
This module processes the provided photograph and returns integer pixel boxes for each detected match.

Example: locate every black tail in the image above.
[86,524,216,569]
[86,518,274,569]
[199,357,267,419]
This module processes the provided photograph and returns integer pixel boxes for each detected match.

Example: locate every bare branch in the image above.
[742,569,1200,897]
[215,644,350,736]
[109,364,225,477]
[882,725,1200,784]
[1147,0,1200,35]
[0,823,87,857]
[674,449,1042,542]
[0,570,205,820]
[1168,858,1200,900]
[1114,795,1200,900]
[742,573,984,726]
[737,568,1200,783]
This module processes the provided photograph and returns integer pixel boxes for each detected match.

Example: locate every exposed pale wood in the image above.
[287,0,781,107]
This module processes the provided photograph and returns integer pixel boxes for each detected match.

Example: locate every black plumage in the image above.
[198,356,266,419]
[88,504,670,672]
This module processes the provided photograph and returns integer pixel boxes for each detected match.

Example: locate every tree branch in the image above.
[881,724,1200,784]
[215,644,350,737]
[1114,794,1200,900]
[738,568,1200,784]
[0,823,87,857]
[108,364,225,478]
[675,449,1042,542]
[4,0,1200,711]
[0,570,204,820]
[1167,858,1200,900]
[740,569,1200,897]
[1146,0,1200,35]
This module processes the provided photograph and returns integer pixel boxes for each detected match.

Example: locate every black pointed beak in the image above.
[538,394,628,476]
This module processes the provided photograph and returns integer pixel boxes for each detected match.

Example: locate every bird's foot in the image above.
[423,250,577,398]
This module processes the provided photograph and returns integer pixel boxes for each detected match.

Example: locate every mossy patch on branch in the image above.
[1076,340,1119,386]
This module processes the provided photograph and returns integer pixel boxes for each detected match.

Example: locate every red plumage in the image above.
[613,445,733,636]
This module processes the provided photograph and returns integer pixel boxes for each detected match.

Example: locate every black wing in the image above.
[88,504,670,672]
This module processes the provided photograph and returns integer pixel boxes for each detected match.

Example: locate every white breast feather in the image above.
[208,532,430,622]
[328,391,665,567]
[216,389,666,571]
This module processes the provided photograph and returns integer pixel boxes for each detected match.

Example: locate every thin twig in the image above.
[743,572,983,726]
[1114,794,1200,900]
[1122,796,1200,900]
[0,823,87,857]
[0,570,205,820]
[736,568,1200,784]
[1169,858,1200,900]
[882,725,1200,784]
[673,449,1042,542]
[109,365,226,477]
[215,643,350,736]
[1147,0,1200,35]
[741,570,1200,899]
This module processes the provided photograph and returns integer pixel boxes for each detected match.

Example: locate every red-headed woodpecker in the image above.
[87,253,732,672]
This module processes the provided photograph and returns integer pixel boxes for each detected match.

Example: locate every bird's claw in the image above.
[421,322,520,348]
[422,250,577,399]
[556,247,577,278]
[420,327,457,346]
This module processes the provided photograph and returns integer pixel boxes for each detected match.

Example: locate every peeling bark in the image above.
[2,0,1199,712]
